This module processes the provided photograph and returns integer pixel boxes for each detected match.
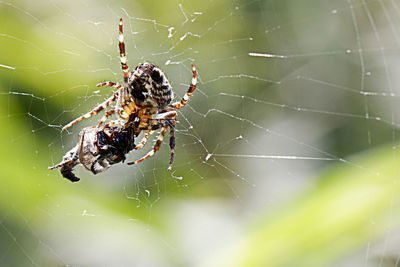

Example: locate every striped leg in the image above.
[96,82,124,125]
[96,81,123,89]
[168,126,175,170]
[63,94,117,131]
[102,118,124,128]
[62,82,123,131]
[154,112,177,169]
[95,82,124,127]
[135,131,153,150]
[127,126,168,165]
[96,82,124,115]
[98,109,115,126]
[119,18,130,83]
[170,64,197,110]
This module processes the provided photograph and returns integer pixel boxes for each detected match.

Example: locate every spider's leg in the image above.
[96,82,124,126]
[98,109,115,126]
[62,84,123,131]
[127,126,168,165]
[169,64,197,110]
[150,111,177,169]
[62,94,116,131]
[154,112,177,169]
[96,81,123,89]
[168,125,175,170]
[135,131,153,150]
[119,18,130,83]
[96,82,124,125]
[103,118,124,128]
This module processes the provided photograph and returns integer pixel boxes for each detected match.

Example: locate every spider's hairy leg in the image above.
[96,81,124,123]
[170,64,197,110]
[151,111,177,169]
[63,95,115,131]
[98,109,115,126]
[119,18,130,83]
[103,118,124,128]
[127,127,168,165]
[135,131,153,150]
[96,81,123,89]
[168,126,175,170]
[62,83,123,131]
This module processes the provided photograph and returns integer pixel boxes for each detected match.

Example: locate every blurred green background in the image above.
[1,0,400,266]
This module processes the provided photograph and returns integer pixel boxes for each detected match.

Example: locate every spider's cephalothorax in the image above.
[115,62,174,121]
[54,18,198,178]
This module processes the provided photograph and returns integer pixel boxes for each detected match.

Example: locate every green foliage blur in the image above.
[1,0,400,266]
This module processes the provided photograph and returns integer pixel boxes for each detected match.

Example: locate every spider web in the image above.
[1,0,400,266]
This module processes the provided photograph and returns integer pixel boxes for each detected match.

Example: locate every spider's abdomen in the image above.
[128,63,173,108]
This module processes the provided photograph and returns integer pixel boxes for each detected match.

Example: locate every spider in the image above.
[48,125,137,182]
[61,18,197,170]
